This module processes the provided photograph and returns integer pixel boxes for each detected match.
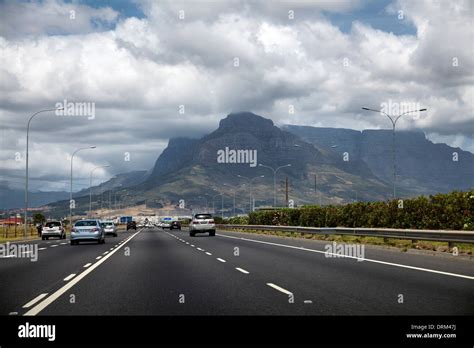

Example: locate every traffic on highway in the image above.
[1,0,473,346]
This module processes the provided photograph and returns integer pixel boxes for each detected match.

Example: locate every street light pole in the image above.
[362,107,426,199]
[70,146,96,228]
[113,184,123,211]
[89,165,109,218]
[24,108,63,237]
[198,195,209,212]
[212,193,224,218]
[237,175,264,212]
[258,164,291,207]
[223,183,241,217]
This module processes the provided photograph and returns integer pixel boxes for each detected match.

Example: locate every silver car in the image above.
[41,221,66,240]
[189,213,216,237]
[70,219,105,245]
[100,221,118,237]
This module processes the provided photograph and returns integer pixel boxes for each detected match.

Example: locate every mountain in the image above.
[283,125,474,195]
[22,112,473,217]
[0,184,69,210]
[134,112,391,208]
[35,170,150,217]
[75,170,149,196]
[0,170,149,212]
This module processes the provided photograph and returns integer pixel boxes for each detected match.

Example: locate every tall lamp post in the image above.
[89,165,109,218]
[212,193,224,218]
[113,184,123,210]
[223,183,245,217]
[24,107,63,237]
[237,175,264,212]
[258,164,291,207]
[362,107,426,199]
[70,146,96,229]
[118,193,130,211]
[197,195,209,212]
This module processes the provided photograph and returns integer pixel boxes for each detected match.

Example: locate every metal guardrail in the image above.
[218,224,474,244]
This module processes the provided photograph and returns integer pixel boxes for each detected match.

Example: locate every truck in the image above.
[120,216,133,224]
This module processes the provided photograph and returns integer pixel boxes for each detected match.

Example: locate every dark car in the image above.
[170,221,181,230]
[127,221,137,230]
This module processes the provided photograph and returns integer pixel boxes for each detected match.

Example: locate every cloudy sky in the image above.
[0,0,473,192]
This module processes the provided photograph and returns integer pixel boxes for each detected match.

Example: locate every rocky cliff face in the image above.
[284,125,474,194]
[138,112,390,206]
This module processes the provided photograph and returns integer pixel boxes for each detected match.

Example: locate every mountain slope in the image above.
[135,112,390,207]
[0,184,69,210]
[284,125,474,195]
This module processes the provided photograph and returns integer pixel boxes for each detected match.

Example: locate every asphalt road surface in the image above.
[1,227,473,316]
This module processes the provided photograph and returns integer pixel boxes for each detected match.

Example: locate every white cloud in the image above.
[0,0,472,191]
[0,0,119,38]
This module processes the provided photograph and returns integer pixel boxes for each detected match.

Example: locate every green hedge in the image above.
[246,190,474,230]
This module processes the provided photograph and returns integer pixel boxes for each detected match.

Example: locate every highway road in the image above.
[1,227,473,316]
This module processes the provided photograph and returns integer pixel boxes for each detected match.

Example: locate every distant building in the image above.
[0,217,22,225]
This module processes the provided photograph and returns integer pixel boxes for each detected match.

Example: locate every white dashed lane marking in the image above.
[63,274,76,282]
[235,267,249,274]
[22,293,49,309]
[267,283,293,296]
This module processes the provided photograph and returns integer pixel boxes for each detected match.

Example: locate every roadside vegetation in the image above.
[222,190,474,255]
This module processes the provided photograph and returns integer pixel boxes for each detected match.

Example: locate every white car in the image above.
[100,220,118,237]
[189,213,215,237]
[42,221,66,240]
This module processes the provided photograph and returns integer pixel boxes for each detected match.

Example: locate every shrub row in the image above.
[241,190,473,230]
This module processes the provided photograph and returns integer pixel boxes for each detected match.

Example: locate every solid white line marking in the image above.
[218,234,474,280]
[267,283,293,295]
[24,229,142,316]
[96,256,102,260]
[236,267,249,274]
[83,263,92,268]
[22,293,48,308]
[205,252,212,256]
[63,274,76,281]
[217,258,226,263]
